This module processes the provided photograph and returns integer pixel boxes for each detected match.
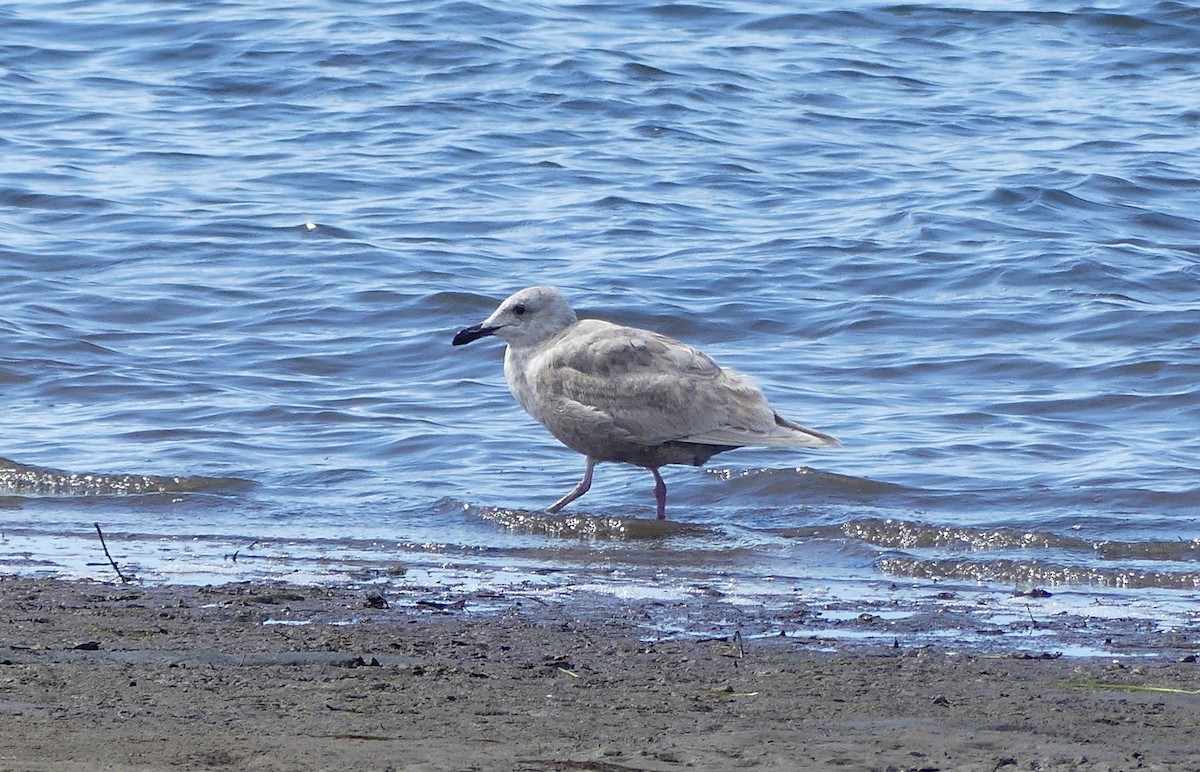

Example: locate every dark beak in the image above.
[452,323,499,346]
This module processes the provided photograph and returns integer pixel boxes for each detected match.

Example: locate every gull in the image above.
[451,286,837,519]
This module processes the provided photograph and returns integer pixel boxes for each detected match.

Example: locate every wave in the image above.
[0,457,251,497]
[879,556,1200,590]
[475,506,693,539]
[842,517,1200,563]
[705,466,910,498]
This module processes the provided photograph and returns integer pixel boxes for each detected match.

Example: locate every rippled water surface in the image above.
[2,1,1198,629]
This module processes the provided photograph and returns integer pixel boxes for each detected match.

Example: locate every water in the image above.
[2,1,1198,637]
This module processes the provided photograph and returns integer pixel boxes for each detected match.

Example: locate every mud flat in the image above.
[0,576,1197,771]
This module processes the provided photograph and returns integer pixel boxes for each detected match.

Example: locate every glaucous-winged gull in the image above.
[452,286,837,519]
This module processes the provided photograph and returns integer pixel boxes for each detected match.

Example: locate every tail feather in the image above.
[772,413,839,448]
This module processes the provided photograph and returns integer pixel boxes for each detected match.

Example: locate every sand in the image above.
[0,575,1198,772]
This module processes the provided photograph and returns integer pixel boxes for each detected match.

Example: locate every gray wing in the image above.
[530,320,832,448]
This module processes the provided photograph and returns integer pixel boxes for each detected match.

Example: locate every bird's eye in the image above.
[513,303,526,316]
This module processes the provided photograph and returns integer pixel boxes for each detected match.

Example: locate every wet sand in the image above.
[0,576,1198,771]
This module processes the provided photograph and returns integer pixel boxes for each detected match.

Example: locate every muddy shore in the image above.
[0,576,1197,771]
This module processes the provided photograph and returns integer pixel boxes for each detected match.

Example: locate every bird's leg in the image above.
[651,467,667,520]
[547,457,596,514]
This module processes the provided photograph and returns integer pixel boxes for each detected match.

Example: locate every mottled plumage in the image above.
[452,286,836,519]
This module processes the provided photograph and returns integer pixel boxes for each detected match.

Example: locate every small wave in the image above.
[879,556,1200,590]
[475,507,694,540]
[0,458,251,497]
[1092,539,1200,562]
[842,517,1086,551]
[843,517,1200,563]
[706,467,908,497]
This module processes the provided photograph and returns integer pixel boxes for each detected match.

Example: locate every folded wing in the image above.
[531,320,836,450]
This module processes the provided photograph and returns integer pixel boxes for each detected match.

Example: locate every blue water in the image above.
[2,1,1198,626]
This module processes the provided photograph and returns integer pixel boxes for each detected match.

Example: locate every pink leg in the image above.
[651,467,667,520]
[547,457,596,514]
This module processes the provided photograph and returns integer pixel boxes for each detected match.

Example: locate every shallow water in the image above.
[2,1,1198,631]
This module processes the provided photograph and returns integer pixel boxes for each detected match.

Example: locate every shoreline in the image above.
[1,576,1198,771]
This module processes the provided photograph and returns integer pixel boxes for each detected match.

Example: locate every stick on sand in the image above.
[93,522,130,584]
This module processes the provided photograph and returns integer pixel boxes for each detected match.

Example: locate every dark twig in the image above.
[93,522,130,584]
